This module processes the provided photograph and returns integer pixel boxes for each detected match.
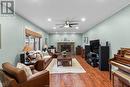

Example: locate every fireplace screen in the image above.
[61,45,71,52]
[57,42,74,54]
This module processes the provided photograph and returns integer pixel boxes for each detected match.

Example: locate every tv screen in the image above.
[90,40,100,52]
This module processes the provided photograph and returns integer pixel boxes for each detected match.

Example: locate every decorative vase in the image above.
[62,51,67,57]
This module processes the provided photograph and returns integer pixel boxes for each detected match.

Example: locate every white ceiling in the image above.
[15,0,130,33]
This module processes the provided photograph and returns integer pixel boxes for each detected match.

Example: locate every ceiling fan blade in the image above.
[56,24,64,25]
[69,25,73,28]
[69,23,78,25]
[59,25,64,28]
[69,20,80,22]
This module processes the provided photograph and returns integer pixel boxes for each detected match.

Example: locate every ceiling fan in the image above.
[56,19,79,28]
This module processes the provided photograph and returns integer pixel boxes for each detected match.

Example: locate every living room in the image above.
[0,0,130,87]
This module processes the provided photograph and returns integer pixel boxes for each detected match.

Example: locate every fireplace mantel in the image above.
[57,41,75,43]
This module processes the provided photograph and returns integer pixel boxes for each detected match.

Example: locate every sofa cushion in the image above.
[16,63,32,78]
[2,62,27,84]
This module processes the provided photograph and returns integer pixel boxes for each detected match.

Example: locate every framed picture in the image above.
[45,38,47,44]
[84,37,88,44]
[64,37,67,41]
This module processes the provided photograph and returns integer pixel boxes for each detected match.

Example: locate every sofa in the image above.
[20,49,53,71]
[0,62,49,87]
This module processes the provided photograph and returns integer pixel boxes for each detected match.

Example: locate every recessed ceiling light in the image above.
[53,27,56,29]
[48,18,52,22]
[81,18,86,22]
[75,26,79,29]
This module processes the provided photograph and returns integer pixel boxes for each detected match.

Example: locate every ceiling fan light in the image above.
[64,25,69,28]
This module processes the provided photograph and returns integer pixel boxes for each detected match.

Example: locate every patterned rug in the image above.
[46,58,86,74]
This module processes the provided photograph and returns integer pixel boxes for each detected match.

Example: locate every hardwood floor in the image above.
[50,56,112,87]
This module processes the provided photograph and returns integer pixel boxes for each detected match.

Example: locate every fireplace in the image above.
[57,42,74,54]
[61,45,71,52]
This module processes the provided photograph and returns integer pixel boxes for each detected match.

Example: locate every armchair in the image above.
[0,62,49,87]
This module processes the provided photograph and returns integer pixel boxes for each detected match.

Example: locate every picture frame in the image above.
[45,38,47,44]
[64,37,67,41]
[84,37,88,44]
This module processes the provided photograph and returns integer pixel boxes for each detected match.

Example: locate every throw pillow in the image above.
[43,55,51,59]
[36,53,42,60]
[36,51,44,60]
[28,51,37,58]
[16,63,32,77]
[42,50,49,56]
[51,49,55,54]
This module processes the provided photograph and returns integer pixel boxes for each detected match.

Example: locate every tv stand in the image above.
[87,52,99,67]
[85,45,109,71]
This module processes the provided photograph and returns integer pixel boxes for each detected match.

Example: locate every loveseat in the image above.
[35,50,53,71]
[35,56,52,71]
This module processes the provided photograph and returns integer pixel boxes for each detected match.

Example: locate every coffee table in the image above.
[57,56,72,66]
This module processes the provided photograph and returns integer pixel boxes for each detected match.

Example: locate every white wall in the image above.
[0,14,49,67]
[49,33,82,52]
[83,5,130,58]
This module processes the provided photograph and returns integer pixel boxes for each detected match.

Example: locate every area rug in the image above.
[46,58,86,74]
[0,81,2,87]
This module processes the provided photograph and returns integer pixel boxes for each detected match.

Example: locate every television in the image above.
[90,40,100,52]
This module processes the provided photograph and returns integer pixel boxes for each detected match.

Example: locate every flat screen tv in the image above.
[90,40,100,52]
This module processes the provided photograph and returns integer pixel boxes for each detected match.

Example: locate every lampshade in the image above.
[23,45,32,52]
[44,44,48,48]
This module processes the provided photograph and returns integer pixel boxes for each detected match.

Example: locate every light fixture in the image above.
[48,18,52,22]
[53,27,56,29]
[64,25,69,28]
[44,44,48,49]
[23,45,32,52]
[75,26,79,29]
[81,18,86,22]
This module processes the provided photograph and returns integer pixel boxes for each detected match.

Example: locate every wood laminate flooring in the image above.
[50,56,112,87]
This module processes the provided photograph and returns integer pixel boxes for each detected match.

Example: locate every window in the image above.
[25,29,42,50]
